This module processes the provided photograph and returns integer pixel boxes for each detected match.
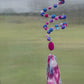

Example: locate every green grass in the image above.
[0,16,84,84]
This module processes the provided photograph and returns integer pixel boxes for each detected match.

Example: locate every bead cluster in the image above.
[40,0,67,51]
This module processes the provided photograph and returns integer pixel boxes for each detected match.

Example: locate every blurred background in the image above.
[0,0,84,84]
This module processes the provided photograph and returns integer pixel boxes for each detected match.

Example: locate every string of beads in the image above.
[40,0,67,51]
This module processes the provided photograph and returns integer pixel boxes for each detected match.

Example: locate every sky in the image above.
[0,0,84,13]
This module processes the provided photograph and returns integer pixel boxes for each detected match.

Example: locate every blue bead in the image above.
[51,14,55,19]
[55,24,59,27]
[53,4,57,8]
[61,25,65,29]
[56,27,59,30]
[47,31,51,34]
[40,12,45,16]
[43,8,47,12]
[43,25,47,28]
[49,28,53,32]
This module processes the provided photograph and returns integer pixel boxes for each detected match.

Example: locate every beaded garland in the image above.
[40,0,67,51]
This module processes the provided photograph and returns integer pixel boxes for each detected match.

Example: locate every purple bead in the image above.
[49,19,53,23]
[63,15,66,19]
[59,0,65,4]
[47,37,51,41]
[47,31,51,34]
[61,25,65,29]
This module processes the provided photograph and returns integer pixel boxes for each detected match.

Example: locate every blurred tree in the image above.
[2,8,16,14]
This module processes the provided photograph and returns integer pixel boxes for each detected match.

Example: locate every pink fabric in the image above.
[47,54,62,84]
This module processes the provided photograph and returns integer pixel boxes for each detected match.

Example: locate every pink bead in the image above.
[48,42,54,51]
[48,6,52,10]
[64,24,67,27]
[46,22,49,25]
[45,14,48,18]
[44,27,48,30]
[54,17,58,20]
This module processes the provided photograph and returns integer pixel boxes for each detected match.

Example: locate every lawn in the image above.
[0,16,84,84]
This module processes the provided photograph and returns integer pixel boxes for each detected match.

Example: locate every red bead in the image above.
[58,15,61,19]
[45,14,48,18]
[48,42,54,51]
[58,2,61,5]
